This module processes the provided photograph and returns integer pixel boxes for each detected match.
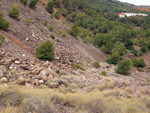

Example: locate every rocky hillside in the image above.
[0,0,150,113]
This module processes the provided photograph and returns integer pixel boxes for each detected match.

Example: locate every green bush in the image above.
[50,34,55,39]
[54,11,60,19]
[140,45,148,53]
[56,39,61,42]
[50,14,54,19]
[106,52,121,64]
[62,32,66,37]
[48,25,54,31]
[46,0,54,14]
[43,20,48,26]
[137,58,146,68]
[0,34,5,46]
[116,59,132,75]
[36,40,55,61]
[93,62,100,68]
[39,26,44,32]
[55,69,60,74]
[138,50,143,56]
[61,8,67,17]
[0,11,9,31]
[101,71,107,76]
[0,34,5,42]
[70,63,84,70]
[124,39,133,49]
[29,0,36,10]
[132,58,139,67]
[9,4,20,19]
[68,21,80,37]
[137,67,144,72]
[20,0,28,5]
[0,40,2,46]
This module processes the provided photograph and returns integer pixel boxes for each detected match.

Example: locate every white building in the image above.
[119,13,148,18]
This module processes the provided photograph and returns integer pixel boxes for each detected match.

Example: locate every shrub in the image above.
[20,0,28,5]
[55,69,60,74]
[43,20,48,26]
[46,0,54,14]
[88,99,105,113]
[70,63,84,70]
[106,52,121,64]
[132,58,139,67]
[93,62,100,68]
[137,58,146,68]
[48,25,54,31]
[39,26,44,32]
[0,11,9,31]
[54,0,60,7]
[68,21,80,37]
[50,34,55,39]
[36,40,55,61]
[101,71,107,76]
[62,32,66,37]
[56,39,61,42]
[0,34,5,46]
[116,59,132,75]
[54,11,60,19]
[21,97,53,113]
[61,8,67,17]
[29,0,36,10]
[140,45,148,53]
[137,67,144,72]
[62,20,66,24]
[25,18,32,25]
[50,14,54,19]
[0,91,23,107]
[0,34,5,42]
[0,40,2,46]
[138,50,143,56]
[56,25,61,29]
[124,39,133,49]
[9,4,20,19]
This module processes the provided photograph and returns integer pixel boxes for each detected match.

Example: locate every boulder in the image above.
[1,77,8,83]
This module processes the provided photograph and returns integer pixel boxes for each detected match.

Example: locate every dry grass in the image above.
[0,85,149,113]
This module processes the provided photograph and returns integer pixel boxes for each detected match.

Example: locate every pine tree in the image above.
[69,21,80,37]
[46,0,54,14]
[0,11,9,31]
[29,0,36,10]
[20,0,28,5]
[138,58,146,68]
[36,40,55,61]
[9,4,20,19]
[124,38,133,49]
[54,11,60,19]
[116,59,132,75]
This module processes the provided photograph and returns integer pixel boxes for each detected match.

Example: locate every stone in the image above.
[1,77,8,83]
[32,68,41,75]
[22,54,26,57]
[34,79,40,86]
[39,80,44,84]
[49,82,59,88]
[15,61,20,64]
[2,68,7,75]
[41,70,46,76]
[17,76,26,85]
[20,65,29,70]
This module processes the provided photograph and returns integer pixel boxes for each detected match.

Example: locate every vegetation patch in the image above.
[0,11,9,31]
[70,63,84,70]
[36,40,55,61]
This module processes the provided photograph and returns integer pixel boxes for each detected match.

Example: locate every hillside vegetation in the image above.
[0,0,150,113]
